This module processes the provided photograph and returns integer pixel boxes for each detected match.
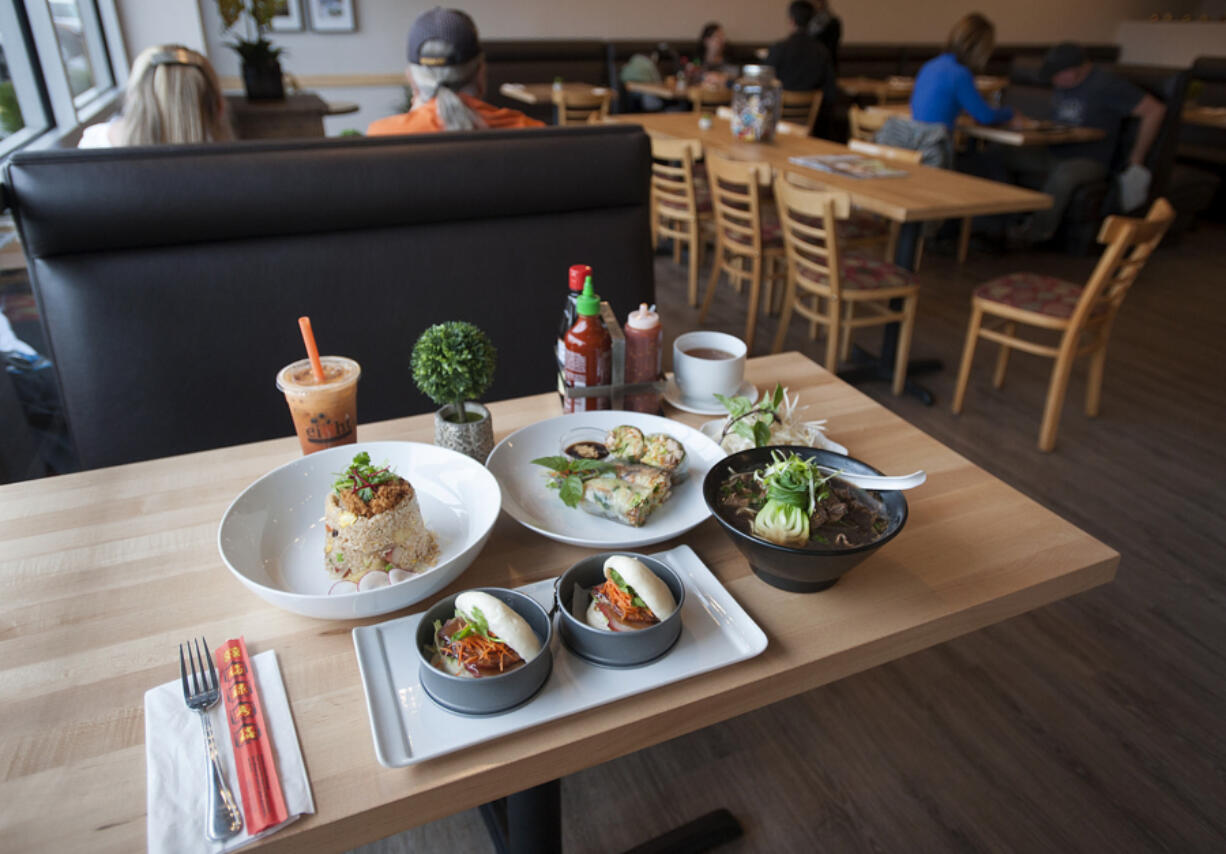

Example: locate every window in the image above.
[0,0,123,160]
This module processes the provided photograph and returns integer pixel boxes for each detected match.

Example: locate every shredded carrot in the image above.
[441,622,522,673]
[595,580,658,624]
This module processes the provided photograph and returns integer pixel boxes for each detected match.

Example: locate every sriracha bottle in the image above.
[562,276,611,412]
[557,264,592,368]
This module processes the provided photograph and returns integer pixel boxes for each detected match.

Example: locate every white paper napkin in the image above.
[145,650,314,854]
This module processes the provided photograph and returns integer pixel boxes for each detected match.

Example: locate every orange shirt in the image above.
[366,94,544,136]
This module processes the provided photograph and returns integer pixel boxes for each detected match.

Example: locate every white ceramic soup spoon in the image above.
[819,468,927,491]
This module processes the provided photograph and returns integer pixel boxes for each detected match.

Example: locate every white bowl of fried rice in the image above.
[218,441,501,619]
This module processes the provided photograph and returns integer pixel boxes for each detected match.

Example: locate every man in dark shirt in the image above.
[766,0,835,94]
[1000,42,1165,244]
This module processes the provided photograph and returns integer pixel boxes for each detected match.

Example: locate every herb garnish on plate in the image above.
[333,452,395,502]
[531,456,616,507]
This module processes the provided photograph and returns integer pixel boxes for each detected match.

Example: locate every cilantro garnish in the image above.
[531,456,616,508]
[450,604,502,642]
[716,383,787,447]
[333,452,396,502]
[607,568,649,609]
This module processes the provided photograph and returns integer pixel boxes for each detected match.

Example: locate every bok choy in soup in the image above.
[717,451,889,549]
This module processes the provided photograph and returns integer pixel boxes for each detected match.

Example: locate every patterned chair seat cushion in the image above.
[974,273,1097,319]
[798,254,917,291]
[837,209,890,242]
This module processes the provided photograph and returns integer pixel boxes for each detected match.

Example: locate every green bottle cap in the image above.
[575,275,601,316]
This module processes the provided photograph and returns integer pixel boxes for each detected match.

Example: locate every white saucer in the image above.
[663,376,758,415]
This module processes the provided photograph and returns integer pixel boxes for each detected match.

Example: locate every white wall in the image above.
[1116,20,1226,64]
[116,0,205,61]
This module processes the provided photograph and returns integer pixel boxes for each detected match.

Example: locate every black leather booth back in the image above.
[4,126,654,470]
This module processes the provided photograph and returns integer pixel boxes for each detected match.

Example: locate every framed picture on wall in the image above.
[270,0,305,32]
[308,0,357,33]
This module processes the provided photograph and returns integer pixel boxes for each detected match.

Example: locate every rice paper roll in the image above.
[580,477,656,527]
[605,425,647,462]
[641,433,687,482]
[610,462,672,506]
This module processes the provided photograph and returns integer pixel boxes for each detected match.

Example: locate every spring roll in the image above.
[580,477,656,527]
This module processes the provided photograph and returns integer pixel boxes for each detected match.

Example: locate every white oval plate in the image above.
[663,377,758,416]
[218,441,501,619]
[699,420,850,456]
[486,411,725,549]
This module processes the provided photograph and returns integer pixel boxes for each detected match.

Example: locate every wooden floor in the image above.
[354,224,1226,853]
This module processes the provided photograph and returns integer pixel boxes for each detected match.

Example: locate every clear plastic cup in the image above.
[275,356,361,455]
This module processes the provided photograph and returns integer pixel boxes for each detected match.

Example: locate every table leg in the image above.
[835,221,941,404]
[480,779,562,854]
[480,781,741,854]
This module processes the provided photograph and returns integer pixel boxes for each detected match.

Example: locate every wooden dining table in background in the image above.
[862,104,1108,147]
[610,112,1051,403]
[838,75,1008,102]
[0,352,1118,853]
[498,82,614,105]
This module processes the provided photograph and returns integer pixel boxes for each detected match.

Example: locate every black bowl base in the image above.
[750,565,839,593]
[557,624,682,669]
[418,657,553,717]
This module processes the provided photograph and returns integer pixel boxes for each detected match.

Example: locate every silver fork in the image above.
[180,638,243,841]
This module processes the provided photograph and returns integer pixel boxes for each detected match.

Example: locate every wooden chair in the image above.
[952,198,1175,451]
[779,90,823,134]
[689,85,732,114]
[650,137,710,307]
[848,105,890,142]
[699,152,786,352]
[771,175,920,394]
[840,138,922,274]
[849,107,973,265]
[553,89,611,125]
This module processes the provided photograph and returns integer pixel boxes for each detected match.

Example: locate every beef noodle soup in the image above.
[716,452,889,550]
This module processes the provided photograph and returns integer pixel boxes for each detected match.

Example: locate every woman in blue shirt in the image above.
[911,13,1018,132]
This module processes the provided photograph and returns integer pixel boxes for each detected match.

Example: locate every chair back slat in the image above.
[650,137,701,223]
[779,90,823,134]
[847,138,923,165]
[848,105,891,141]
[553,90,612,125]
[690,86,733,113]
[773,174,851,298]
[707,152,770,254]
[1073,198,1175,325]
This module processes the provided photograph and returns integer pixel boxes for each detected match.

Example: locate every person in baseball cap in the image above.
[368,7,543,135]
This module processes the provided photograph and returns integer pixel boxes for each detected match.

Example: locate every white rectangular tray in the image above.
[352,544,768,767]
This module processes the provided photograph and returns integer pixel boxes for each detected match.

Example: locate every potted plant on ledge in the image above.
[411,321,498,462]
[217,0,286,101]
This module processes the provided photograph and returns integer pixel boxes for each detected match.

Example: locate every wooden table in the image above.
[839,75,1007,102]
[0,352,1118,853]
[625,78,684,100]
[863,105,1107,147]
[613,112,1050,401]
[613,112,1049,223]
[1182,104,1226,130]
[498,82,613,105]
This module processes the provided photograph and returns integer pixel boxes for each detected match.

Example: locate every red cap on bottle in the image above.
[568,264,592,292]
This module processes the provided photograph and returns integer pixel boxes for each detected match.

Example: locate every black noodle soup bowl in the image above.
[702,446,908,593]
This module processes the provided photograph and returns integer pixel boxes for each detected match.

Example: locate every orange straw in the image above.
[298,316,326,383]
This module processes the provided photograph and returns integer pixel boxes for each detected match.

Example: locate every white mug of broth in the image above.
[673,331,746,405]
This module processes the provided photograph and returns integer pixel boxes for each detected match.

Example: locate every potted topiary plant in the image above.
[411,321,498,462]
[217,0,286,101]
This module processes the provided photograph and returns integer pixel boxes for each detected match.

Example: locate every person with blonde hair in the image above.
[79,44,231,147]
[909,13,1019,133]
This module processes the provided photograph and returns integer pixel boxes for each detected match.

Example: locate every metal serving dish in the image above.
[415,587,553,715]
[555,551,685,667]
